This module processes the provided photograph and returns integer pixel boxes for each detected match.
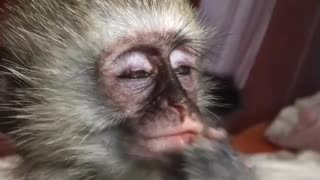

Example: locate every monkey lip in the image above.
[137,131,198,155]
[137,118,204,140]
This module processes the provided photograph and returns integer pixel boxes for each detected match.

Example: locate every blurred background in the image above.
[195,0,320,153]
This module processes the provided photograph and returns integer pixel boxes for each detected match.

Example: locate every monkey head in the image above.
[0,0,228,179]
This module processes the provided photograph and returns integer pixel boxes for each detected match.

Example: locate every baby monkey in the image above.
[0,0,255,180]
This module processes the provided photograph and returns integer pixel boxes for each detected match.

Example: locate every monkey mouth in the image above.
[127,117,205,159]
[130,131,199,160]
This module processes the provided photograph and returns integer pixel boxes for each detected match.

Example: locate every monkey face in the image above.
[96,32,209,163]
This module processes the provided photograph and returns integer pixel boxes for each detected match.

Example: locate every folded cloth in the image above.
[265,91,320,151]
[242,150,320,180]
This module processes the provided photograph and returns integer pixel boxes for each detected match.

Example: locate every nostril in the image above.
[162,98,195,123]
[171,104,189,123]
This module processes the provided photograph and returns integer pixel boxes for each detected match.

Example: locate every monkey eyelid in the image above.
[111,51,154,76]
[170,49,196,69]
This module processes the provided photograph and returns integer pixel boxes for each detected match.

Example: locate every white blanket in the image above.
[244,150,320,180]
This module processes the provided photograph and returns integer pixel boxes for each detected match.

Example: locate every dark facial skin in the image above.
[97,32,222,163]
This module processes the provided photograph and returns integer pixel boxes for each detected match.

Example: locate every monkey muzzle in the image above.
[129,120,227,161]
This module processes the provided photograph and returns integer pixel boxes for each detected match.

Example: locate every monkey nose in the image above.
[170,104,189,123]
[180,113,204,135]
[177,109,228,141]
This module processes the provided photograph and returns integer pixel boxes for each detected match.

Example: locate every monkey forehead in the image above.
[88,0,208,49]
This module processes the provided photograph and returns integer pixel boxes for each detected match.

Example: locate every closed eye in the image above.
[118,69,152,79]
[174,65,192,76]
[113,51,154,80]
[170,48,196,73]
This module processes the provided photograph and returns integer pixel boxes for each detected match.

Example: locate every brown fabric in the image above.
[231,122,282,154]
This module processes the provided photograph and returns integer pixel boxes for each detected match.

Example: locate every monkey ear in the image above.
[189,0,201,9]
[0,47,19,134]
[0,47,11,102]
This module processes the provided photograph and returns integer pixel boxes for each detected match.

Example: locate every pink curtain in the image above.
[199,0,276,88]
